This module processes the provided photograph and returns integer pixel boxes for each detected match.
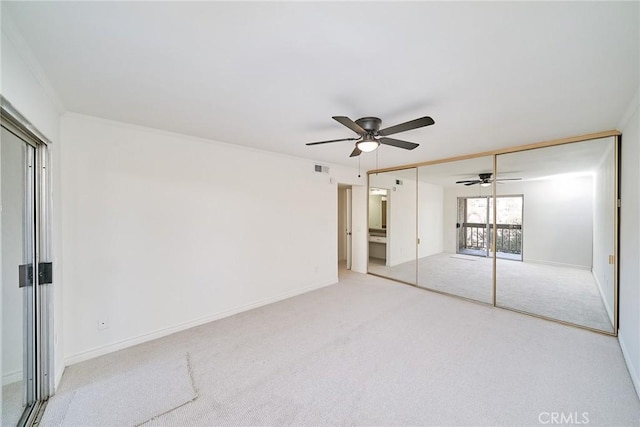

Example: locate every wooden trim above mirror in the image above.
[368,129,621,174]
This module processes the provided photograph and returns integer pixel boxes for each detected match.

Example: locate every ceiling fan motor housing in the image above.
[355,117,382,134]
[479,173,493,181]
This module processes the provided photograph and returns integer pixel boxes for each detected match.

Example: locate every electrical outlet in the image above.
[97,319,109,330]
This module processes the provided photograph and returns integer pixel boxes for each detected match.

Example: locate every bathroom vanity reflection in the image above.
[369,187,388,263]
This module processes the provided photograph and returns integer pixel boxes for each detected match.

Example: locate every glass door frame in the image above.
[456,195,492,258]
[457,195,524,261]
[2,97,54,426]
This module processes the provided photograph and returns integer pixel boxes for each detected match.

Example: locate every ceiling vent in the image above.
[314,164,330,174]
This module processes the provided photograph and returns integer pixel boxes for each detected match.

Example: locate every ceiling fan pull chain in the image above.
[358,155,361,178]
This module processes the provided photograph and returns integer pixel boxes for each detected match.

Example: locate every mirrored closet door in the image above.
[368,169,417,285]
[495,137,617,333]
[367,133,619,335]
[416,156,494,303]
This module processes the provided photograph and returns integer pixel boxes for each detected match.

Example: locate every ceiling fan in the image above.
[456,173,522,187]
[305,115,435,157]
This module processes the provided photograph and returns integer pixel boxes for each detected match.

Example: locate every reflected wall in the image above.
[368,169,417,285]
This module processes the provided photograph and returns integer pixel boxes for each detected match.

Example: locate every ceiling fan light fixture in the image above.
[357,137,380,153]
[480,182,491,187]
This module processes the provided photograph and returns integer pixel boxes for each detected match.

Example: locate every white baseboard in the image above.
[54,365,65,392]
[592,271,614,325]
[619,333,640,400]
[64,279,336,366]
[523,258,591,270]
[3,366,64,391]
[2,369,22,386]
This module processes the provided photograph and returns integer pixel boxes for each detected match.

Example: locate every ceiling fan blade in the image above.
[349,147,362,157]
[379,137,419,150]
[465,182,479,186]
[378,116,434,137]
[456,180,481,184]
[332,116,366,136]
[494,178,522,182]
[305,137,359,146]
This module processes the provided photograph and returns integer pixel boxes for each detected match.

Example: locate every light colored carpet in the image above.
[40,354,197,426]
[40,266,638,426]
[2,381,24,426]
[369,253,613,332]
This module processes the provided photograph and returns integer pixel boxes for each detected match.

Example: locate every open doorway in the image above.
[368,187,389,267]
[457,195,523,261]
[338,185,353,273]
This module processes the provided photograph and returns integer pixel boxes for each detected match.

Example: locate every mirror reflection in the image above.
[368,169,417,285]
[416,157,494,303]
[368,187,388,263]
[496,137,616,332]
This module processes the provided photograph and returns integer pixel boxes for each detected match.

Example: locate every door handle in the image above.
[18,262,53,288]
[19,264,33,288]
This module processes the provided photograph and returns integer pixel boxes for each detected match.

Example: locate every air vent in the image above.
[314,164,330,174]
[396,179,403,185]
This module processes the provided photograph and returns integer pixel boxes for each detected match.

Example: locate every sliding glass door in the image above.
[457,196,523,261]
[457,196,491,257]
[2,104,52,426]
[2,127,37,425]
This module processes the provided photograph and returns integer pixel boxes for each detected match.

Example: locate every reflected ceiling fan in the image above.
[305,115,434,157]
[456,173,521,187]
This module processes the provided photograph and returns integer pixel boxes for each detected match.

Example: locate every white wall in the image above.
[0,30,61,142]
[517,177,593,269]
[1,22,65,388]
[60,113,365,363]
[592,141,616,323]
[418,182,444,258]
[619,89,640,397]
[350,185,368,274]
[368,194,385,230]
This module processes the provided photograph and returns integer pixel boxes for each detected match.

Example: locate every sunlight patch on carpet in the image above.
[41,354,197,426]
[450,254,478,261]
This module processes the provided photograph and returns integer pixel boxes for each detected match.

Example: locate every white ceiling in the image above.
[3,1,638,170]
